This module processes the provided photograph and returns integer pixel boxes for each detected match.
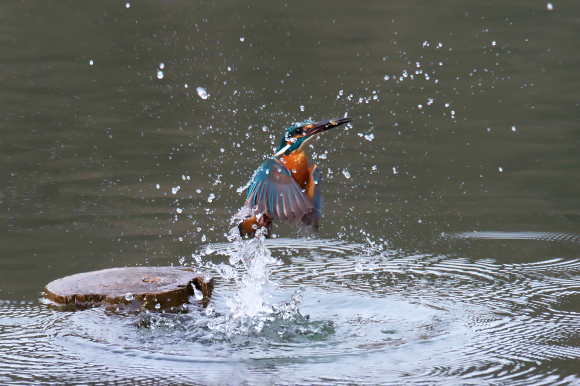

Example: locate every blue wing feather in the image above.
[244,158,314,226]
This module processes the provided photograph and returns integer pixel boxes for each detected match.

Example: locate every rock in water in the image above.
[44,267,213,310]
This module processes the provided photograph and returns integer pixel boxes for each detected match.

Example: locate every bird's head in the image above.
[273,117,354,157]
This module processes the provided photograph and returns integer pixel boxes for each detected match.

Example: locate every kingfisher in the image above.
[238,117,354,237]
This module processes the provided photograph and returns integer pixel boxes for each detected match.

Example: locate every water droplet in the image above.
[89,60,94,65]
[383,75,390,80]
[547,2,553,10]
[193,286,204,300]
[157,70,164,79]
[393,167,398,175]
[196,189,201,193]
[176,208,183,214]
[492,41,497,46]
[262,125,268,131]
[418,104,423,109]
[227,66,232,71]
[240,37,245,42]
[427,98,434,105]
[156,184,160,189]
[207,193,215,203]
[511,126,516,131]
[319,154,327,159]
[155,303,161,309]
[201,234,206,242]
[184,83,188,88]
[172,186,180,194]
[372,165,377,171]
[125,2,130,8]
[445,103,450,107]
[300,105,305,112]
[159,62,165,69]
[342,169,351,179]
[205,303,214,315]
[364,134,374,141]
[125,293,134,301]
[196,87,208,99]
[499,167,503,172]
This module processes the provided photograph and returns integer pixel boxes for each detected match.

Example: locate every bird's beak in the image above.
[274,117,354,157]
[303,117,354,137]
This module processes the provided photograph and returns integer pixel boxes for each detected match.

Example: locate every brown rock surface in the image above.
[44,267,213,309]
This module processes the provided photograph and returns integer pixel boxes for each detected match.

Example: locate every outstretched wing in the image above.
[244,158,314,226]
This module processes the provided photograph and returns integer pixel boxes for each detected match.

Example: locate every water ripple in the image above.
[446,231,580,243]
[0,235,579,384]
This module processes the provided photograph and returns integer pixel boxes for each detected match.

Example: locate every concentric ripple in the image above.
[0,235,579,384]
[447,231,580,243]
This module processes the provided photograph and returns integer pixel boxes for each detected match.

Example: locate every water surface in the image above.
[0,0,579,384]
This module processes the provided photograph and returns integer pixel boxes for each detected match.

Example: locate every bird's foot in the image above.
[238,213,273,239]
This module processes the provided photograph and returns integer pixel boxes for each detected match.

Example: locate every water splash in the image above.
[219,226,281,320]
[189,209,317,338]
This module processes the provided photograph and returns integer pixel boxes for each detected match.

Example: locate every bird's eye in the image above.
[295,128,303,135]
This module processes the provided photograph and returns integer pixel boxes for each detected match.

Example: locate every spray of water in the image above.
[136,209,333,341]
[221,224,280,320]
[189,209,309,337]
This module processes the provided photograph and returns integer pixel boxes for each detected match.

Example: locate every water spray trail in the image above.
[221,225,280,319]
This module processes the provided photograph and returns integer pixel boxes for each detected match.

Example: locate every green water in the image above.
[0,0,579,384]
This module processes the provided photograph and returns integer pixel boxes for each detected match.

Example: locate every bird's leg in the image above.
[238,213,273,238]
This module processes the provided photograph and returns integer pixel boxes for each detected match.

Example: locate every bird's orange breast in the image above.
[281,150,310,189]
